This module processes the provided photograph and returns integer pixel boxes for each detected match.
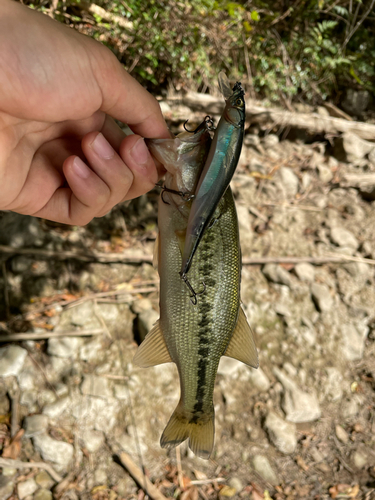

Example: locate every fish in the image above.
[180,72,246,281]
[134,117,258,459]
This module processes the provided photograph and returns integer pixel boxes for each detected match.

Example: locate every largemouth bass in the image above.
[134,120,258,459]
[180,72,245,280]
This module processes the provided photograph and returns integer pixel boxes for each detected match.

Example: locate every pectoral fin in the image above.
[224,306,259,368]
[133,320,172,368]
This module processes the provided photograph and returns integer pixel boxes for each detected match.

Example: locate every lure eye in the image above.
[236,98,243,106]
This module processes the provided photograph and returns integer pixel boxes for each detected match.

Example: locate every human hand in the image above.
[0,0,169,225]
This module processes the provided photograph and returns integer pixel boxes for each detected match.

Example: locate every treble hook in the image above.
[183,115,215,134]
[158,185,195,205]
[180,272,206,305]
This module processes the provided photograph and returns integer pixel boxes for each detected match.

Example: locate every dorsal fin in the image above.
[224,306,258,368]
[133,320,172,368]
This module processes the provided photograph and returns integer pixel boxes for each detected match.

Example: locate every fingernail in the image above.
[130,138,150,165]
[90,133,115,159]
[72,156,90,179]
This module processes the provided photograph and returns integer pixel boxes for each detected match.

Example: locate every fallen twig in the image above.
[261,201,324,212]
[242,254,375,266]
[118,451,168,500]
[190,478,226,485]
[0,457,62,482]
[176,446,184,490]
[0,329,104,342]
[0,244,153,264]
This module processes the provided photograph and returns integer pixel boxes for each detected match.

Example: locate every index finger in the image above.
[93,47,170,139]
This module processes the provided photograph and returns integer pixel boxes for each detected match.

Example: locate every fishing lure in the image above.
[179,72,245,294]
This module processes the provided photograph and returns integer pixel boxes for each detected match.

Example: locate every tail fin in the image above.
[160,401,214,459]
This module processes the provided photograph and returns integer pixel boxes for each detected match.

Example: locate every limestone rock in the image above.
[81,375,112,399]
[0,475,14,500]
[34,489,53,500]
[311,283,333,313]
[80,429,105,453]
[0,345,27,378]
[47,337,84,358]
[279,167,299,197]
[33,433,74,472]
[262,264,293,287]
[24,414,49,437]
[138,309,159,342]
[335,132,375,162]
[252,455,279,485]
[341,323,368,361]
[17,478,38,499]
[35,471,55,490]
[294,263,315,283]
[330,227,359,250]
[264,412,297,454]
[274,368,321,423]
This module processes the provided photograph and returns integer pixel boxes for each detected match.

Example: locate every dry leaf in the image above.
[0,414,10,425]
[329,483,359,499]
[219,486,237,497]
[2,429,24,459]
[44,308,56,317]
[31,321,54,330]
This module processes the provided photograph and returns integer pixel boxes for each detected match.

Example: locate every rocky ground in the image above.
[0,102,375,500]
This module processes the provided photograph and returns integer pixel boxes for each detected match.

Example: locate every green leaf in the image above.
[243,20,252,32]
[350,66,364,85]
[251,10,260,21]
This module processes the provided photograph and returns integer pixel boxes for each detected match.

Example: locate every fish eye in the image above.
[236,98,243,106]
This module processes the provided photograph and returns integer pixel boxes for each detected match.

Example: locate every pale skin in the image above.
[0,0,170,225]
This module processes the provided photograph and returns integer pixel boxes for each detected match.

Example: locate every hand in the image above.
[0,0,169,225]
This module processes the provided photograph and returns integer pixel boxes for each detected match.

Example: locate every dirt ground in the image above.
[0,108,375,500]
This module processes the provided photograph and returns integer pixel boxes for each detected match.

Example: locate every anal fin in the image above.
[133,320,172,368]
[224,306,259,368]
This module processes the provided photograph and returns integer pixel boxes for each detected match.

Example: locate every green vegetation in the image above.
[24,0,375,103]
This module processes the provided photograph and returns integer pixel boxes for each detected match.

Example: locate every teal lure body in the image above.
[180,72,245,279]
